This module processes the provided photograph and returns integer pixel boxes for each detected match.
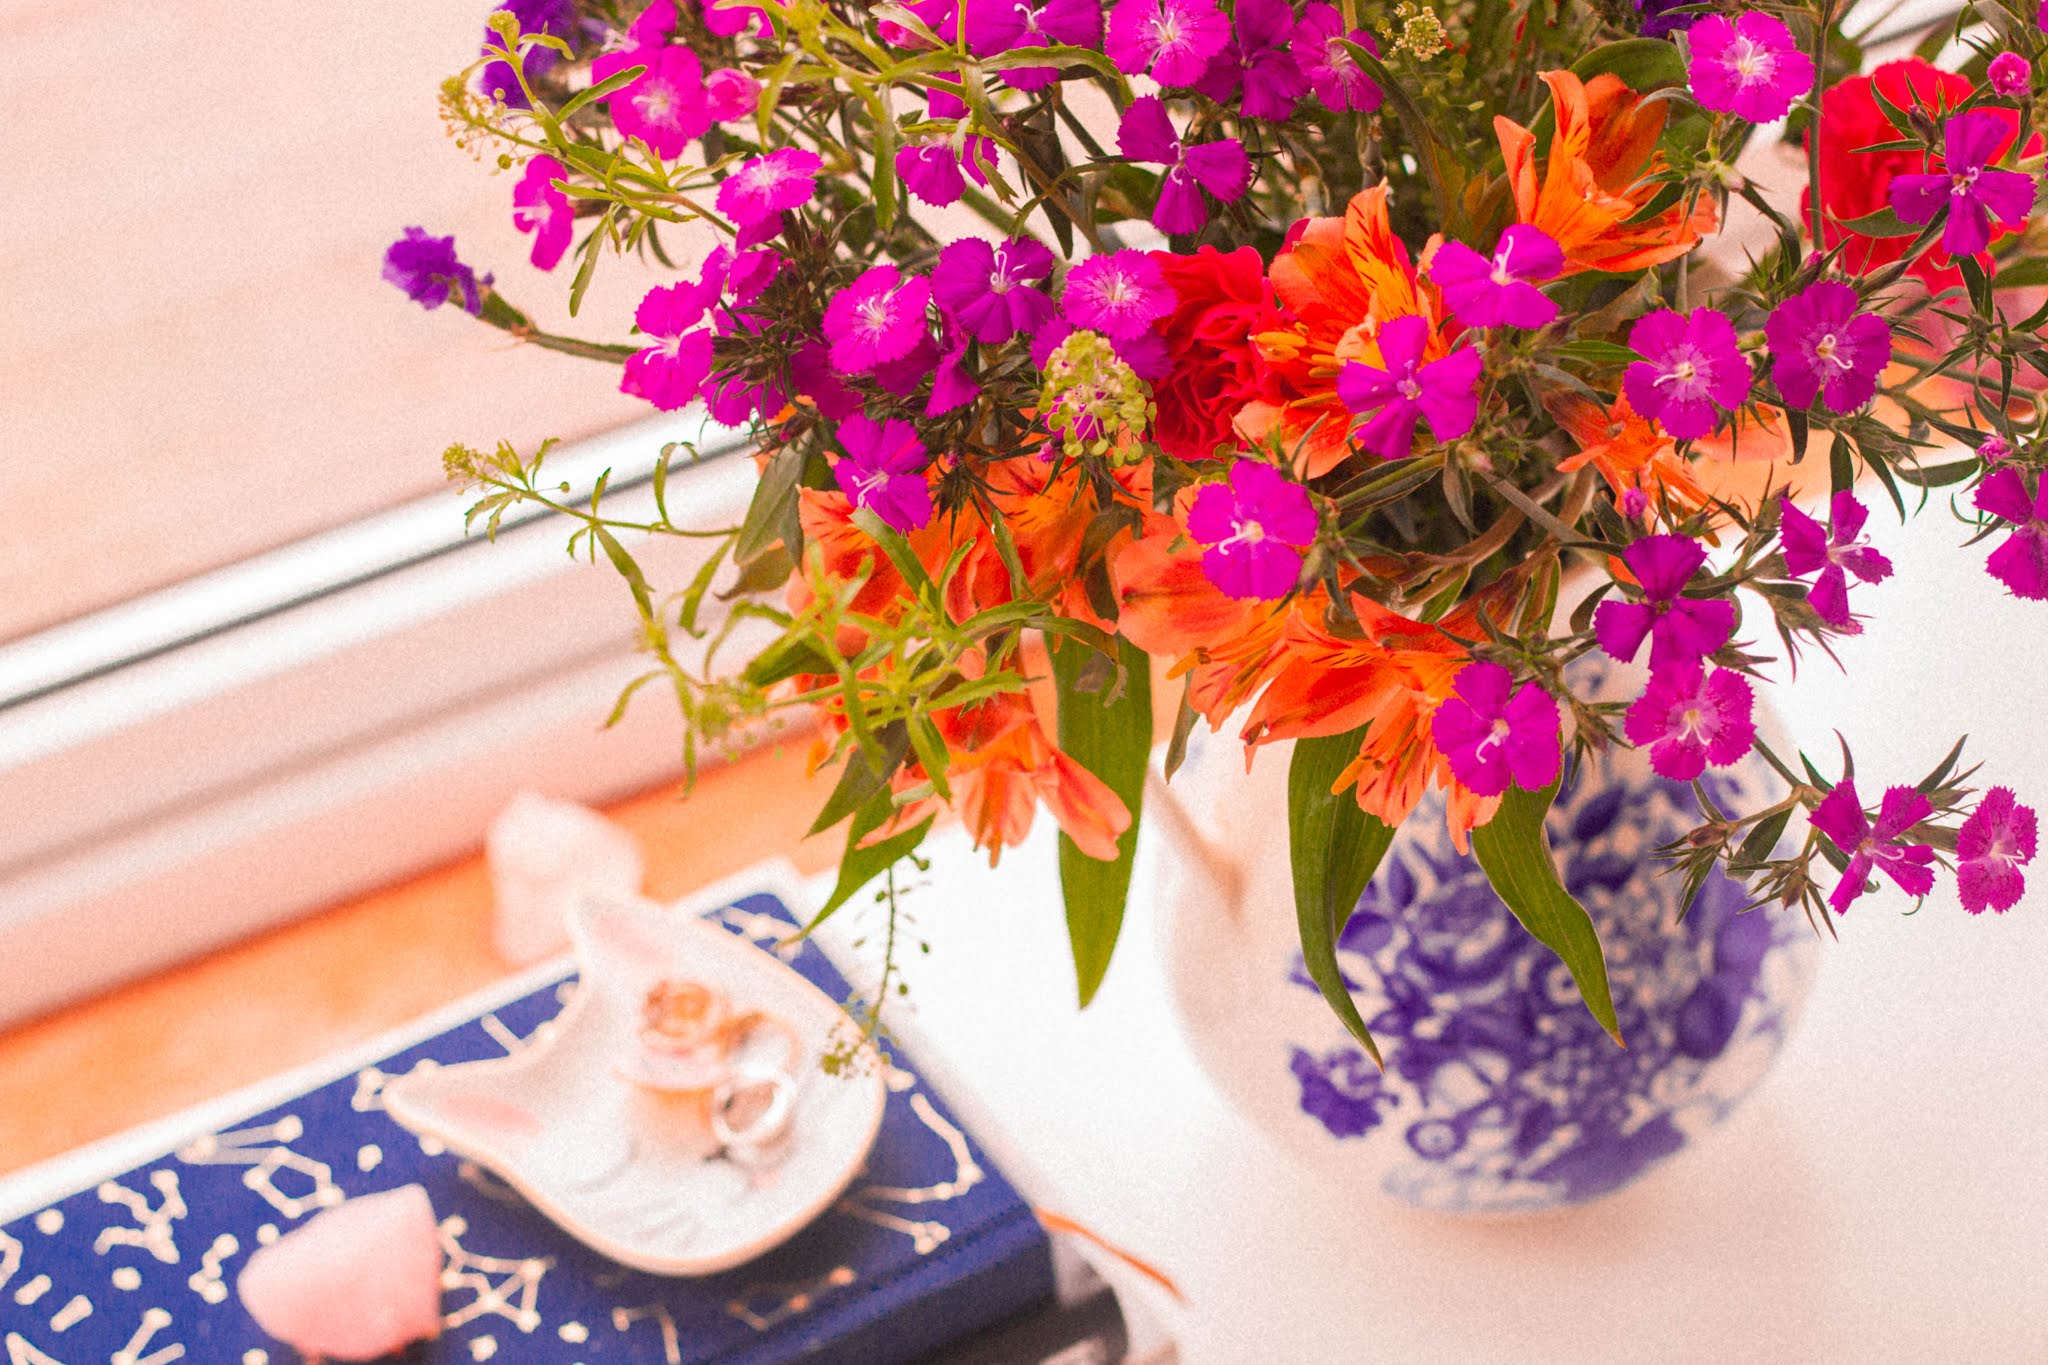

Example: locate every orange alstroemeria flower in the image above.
[1548,390,1711,516]
[1241,185,1462,478]
[1495,70,1715,276]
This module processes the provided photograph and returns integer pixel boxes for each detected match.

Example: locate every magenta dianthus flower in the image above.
[965,0,1104,91]
[1431,663,1563,798]
[1889,110,2039,259]
[1427,226,1562,330]
[835,415,935,533]
[593,44,710,160]
[1624,308,1752,441]
[1105,0,1230,86]
[934,236,1057,342]
[717,149,823,231]
[696,0,770,38]
[1595,534,1737,671]
[1957,786,2038,913]
[1686,11,1815,123]
[1779,492,1892,631]
[621,281,717,411]
[1765,281,1889,415]
[1978,434,2015,465]
[1988,52,2032,98]
[823,265,933,374]
[1192,0,1304,119]
[1295,5,1384,113]
[896,137,996,208]
[704,67,762,122]
[789,340,861,420]
[1811,779,1937,913]
[383,227,488,315]
[1061,250,1175,340]
[1187,461,1318,600]
[1118,97,1252,235]
[928,333,981,417]
[1973,466,2048,600]
[1624,664,1755,782]
[511,156,573,271]
[1334,315,1483,461]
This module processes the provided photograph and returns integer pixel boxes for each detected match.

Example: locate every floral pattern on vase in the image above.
[1278,738,1815,1211]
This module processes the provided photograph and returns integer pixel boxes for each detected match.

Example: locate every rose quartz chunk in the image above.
[237,1184,442,1360]
[487,791,645,963]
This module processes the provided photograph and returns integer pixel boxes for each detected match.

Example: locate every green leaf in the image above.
[591,526,654,621]
[742,633,837,688]
[1555,340,1644,368]
[809,722,910,836]
[556,64,645,122]
[813,789,936,924]
[1287,729,1395,1067]
[1836,207,1923,238]
[735,445,805,567]
[1469,782,1624,1046]
[1051,635,1152,1007]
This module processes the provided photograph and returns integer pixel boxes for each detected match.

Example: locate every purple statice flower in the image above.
[1889,110,2039,259]
[704,67,762,122]
[1988,52,2032,97]
[1779,491,1893,631]
[1117,97,1252,235]
[965,0,1105,91]
[1431,662,1563,798]
[1595,534,1737,671]
[511,155,573,271]
[1636,0,1702,37]
[1426,226,1563,330]
[717,148,823,233]
[1186,460,1318,600]
[1956,786,2037,914]
[1686,12,1815,124]
[621,281,717,411]
[1105,0,1230,86]
[1061,250,1174,340]
[1192,0,1304,120]
[1623,308,1752,441]
[1623,664,1755,782]
[1811,779,1937,914]
[823,265,933,374]
[895,136,997,208]
[835,415,935,532]
[1973,466,2048,600]
[1765,280,1890,414]
[383,227,487,315]
[1295,5,1384,113]
[1979,434,2015,465]
[479,0,574,109]
[592,44,710,160]
[933,236,1057,342]
[1334,315,1483,461]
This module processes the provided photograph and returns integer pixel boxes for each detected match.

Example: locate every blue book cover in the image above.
[0,891,1055,1363]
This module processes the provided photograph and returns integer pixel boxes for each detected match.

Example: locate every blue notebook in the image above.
[0,891,1055,1363]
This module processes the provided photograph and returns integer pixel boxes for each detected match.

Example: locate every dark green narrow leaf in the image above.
[1829,430,1855,497]
[735,445,805,566]
[812,789,935,925]
[1287,729,1396,1067]
[1470,782,1625,1046]
[1051,636,1152,1007]
[809,722,910,836]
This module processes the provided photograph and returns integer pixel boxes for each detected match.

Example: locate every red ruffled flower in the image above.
[1804,58,2036,291]
[1147,246,1281,462]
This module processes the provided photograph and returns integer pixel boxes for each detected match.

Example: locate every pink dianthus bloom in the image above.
[835,415,935,532]
[1334,315,1483,460]
[717,148,823,232]
[1987,51,2032,98]
[1686,11,1815,123]
[896,136,997,208]
[822,265,933,373]
[1117,96,1251,235]
[1594,534,1736,671]
[1956,786,2038,914]
[1889,110,2039,259]
[1779,491,1892,631]
[1105,0,1230,86]
[1060,251,1175,340]
[1765,281,1890,415]
[621,280,718,411]
[704,67,762,122]
[933,236,1056,342]
[1623,308,1752,441]
[1811,779,1937,913]
[965,0,1104,91]
[1426,226,1562,330]
[1295,4,1383,113]
[1972,465,2048,600]
[511,155,573,271]
[1186,460,1318,600]
[1431,662,1562,798]
[1624,664,1754,782]
[592,44,709,160]
[1191,0,1304,120]
[696,0,770,38]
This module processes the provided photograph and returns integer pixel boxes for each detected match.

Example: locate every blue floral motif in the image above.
[1281,666,1815,1211]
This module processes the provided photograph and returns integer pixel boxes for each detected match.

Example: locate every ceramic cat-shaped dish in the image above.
[384,891,886,1275]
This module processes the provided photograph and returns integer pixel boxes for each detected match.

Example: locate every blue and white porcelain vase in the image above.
[1154,657,1818,1213]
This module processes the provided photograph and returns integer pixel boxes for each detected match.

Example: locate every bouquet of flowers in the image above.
[396,0,2045,1057]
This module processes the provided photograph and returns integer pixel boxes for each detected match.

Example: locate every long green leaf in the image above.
[1469,782,1624,1046]
[1287,730,1395,1067]
[1051,636,1152,1007]
[811,789,935,926]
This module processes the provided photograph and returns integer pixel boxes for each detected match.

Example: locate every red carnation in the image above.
[1147,246,1282,462]
[1804,59,2035,291]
